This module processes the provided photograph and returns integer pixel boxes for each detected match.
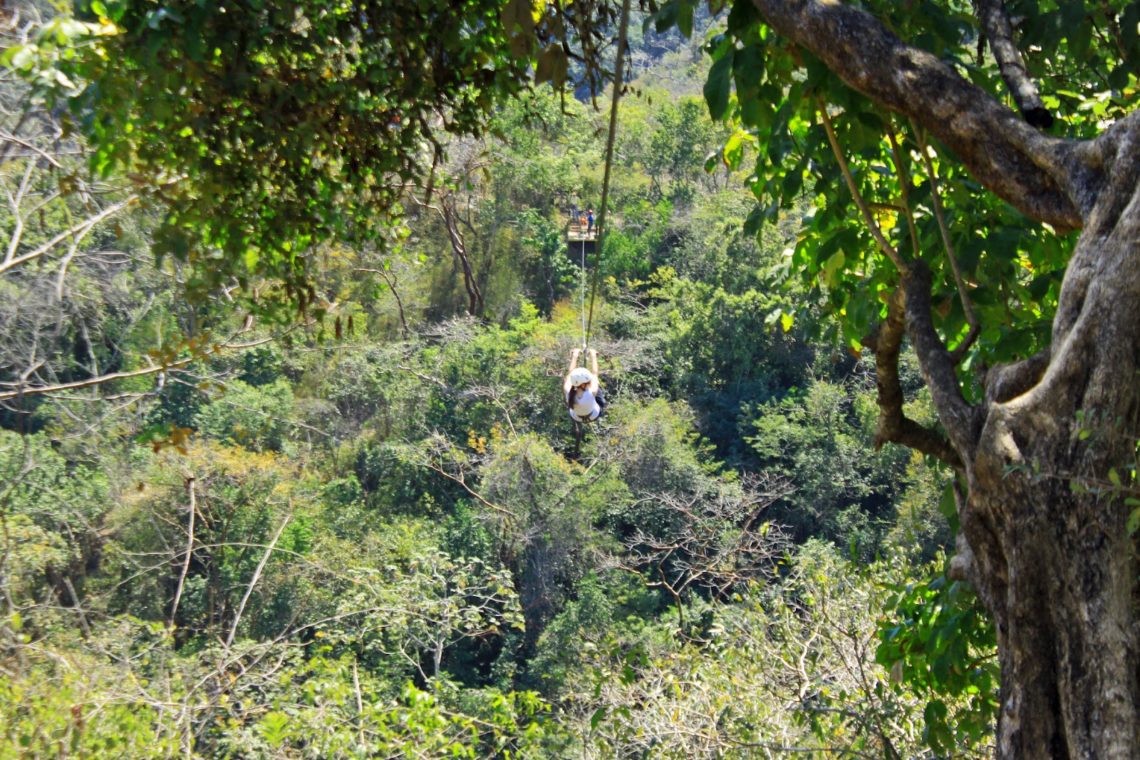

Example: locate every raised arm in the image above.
[563,348,581,395]
[587,349,600,394]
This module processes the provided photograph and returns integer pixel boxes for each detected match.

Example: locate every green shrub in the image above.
[194,379,294,451]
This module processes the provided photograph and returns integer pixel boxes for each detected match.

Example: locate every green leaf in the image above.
[1127,507,1140,536]
[722,129,750,170]
[704,51,735,121]
[677,0,694,38]
[938,482,956,520]
[653,0,679,34]
[1122,4,1139,52]
[822,250,845,287]
[1,45,36,70]
[726,0,759,36]
[259,711,291,746]
[732,43,766,97]
[535,44,567,87]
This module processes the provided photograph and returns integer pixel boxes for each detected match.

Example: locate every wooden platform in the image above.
[567,223,596,262]
[567,219,598,243]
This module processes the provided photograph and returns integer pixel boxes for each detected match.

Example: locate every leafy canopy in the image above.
[686,0,1137,370]
[9,0,627,317]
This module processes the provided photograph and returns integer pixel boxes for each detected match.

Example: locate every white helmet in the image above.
[569,367,594,386]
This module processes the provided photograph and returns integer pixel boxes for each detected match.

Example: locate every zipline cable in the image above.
[584,0,632,348]
[580,236,587,349]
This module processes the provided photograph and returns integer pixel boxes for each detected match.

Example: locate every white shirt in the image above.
[569,388,601,421]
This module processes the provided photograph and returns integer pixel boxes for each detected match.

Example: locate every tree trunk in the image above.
[742,1,1140,755]
[957,159,1140,758]
[439,198,485,318]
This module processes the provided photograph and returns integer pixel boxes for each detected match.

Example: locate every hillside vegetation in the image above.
[14,0,1124,755]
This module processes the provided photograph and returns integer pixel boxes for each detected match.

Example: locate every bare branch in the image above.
[0,130,65,169]
[885,122,920,261]
[416,439,516,517]
[395,364,451,391]
[225,512,292,649]
[2,161,40,265]
[0,330,275,402]
[0,195,137,276]
[356,266,410,339]
[621,477,791,607]
[169,476,197,629]
[61,576,92,639]
[817,103,907,274]
[910,123,980,364]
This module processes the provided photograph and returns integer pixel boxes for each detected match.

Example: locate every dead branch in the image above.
[169,476,197,629]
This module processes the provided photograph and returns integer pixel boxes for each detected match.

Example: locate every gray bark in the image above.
[748,0,1140,756]
[964,153,1140,756]
[976,0,1053,128]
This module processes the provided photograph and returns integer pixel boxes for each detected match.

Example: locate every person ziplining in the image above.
[564,348,605,422]
[565,213,606,426]
[560,0,630,431]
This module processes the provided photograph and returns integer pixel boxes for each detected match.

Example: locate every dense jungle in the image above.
[2,0,1137,757]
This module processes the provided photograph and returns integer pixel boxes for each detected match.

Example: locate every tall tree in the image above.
[680,0,1136,756]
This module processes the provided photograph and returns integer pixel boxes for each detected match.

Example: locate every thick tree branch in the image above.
[975,0,1053,128]
[865,289,962,470]
[749,0,1091,229]
[901,262,981,457]
[1050,112,1140,347]
[983,349,1050,405]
